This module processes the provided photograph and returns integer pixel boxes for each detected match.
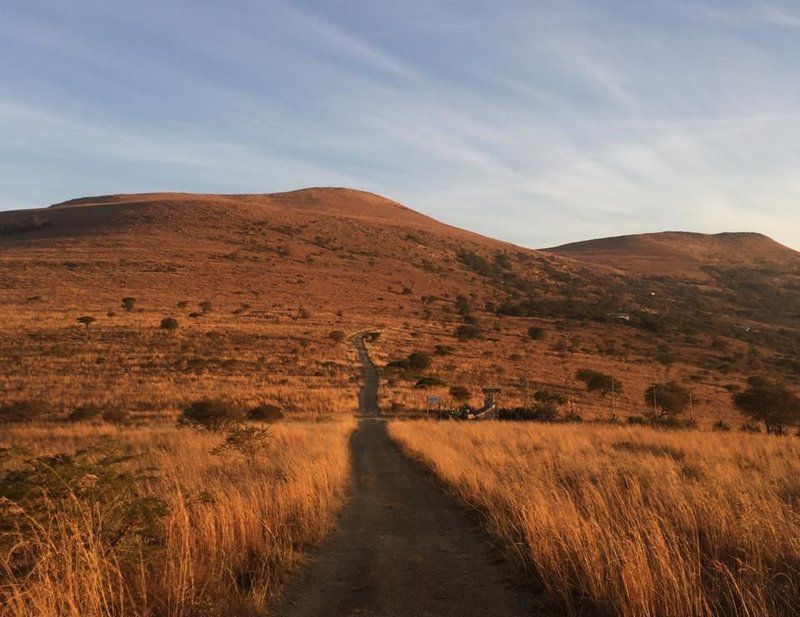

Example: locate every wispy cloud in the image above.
[0,0,798,249]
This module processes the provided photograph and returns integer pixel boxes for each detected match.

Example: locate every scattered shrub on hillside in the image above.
[67,404,103,423]
[645,382,691,418]
[407,352,432,370]
[740,422,762,433]
[160,317,179,330]
[454,324,483,341]
[76,315,96,328]
[199,301,213,313]
[534,388,568,406]
[298,307,310,319]
[498,405,559,422]
[176,300,189,309]
[435,345,454,356]
[415,376,445,388]
[328,330,346,343]
[212,425,271,465]
[188,311,202,318]
[102,408,131,426]
[0,215,50,235]
[527,326,546,340]
[178,399,245,432]
[248,404,284,422]
[733,376,800,434]
[576,369,620,396]
[627,415,698,430]
[712,420,731,432]
[455,294,471,316]
[449,386,471,401]
[0,400,44,423]
[121,297,136,312]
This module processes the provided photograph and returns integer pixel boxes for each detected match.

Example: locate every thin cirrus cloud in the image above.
[0,0,798,249]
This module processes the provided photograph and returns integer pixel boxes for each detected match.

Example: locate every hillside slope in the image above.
[0,189,798,425]
[546,231,799,278]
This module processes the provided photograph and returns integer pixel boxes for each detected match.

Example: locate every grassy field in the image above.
[0,418,355,617]
[389,420,800,617]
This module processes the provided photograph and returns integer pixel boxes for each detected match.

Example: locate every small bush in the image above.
[454,324,483,341]
[121,297,136,312]
[188,311,202,318]
[179,399,245,432]
[160,317,179,330]
[434,345,454,356]
[212,425,271,464]
[527,326,546,340]
[498,405,559,422]
[740,422,762,433]
[199,301,213,313]
[712,420,731,432]
[534,388,567,406]
[248,404,284,422]
[67,404,103,423]
[298,307,310,319]
[645,382,691,417]
[329,330,346,343]
[415,376,445,388]
[177,300,189,309]
[407,352,432,370]
[0,400,44,423]
[101,408,131,426]
[449,386,471,401]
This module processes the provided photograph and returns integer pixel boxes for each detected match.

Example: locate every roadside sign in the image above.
[426,396,441,405]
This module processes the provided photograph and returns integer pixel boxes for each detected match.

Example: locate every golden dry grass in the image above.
[0,418,355,617]
[389,420,800,616]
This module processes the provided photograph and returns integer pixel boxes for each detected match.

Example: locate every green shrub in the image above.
[0,440,168,575]
[248,404,284,422]
[733,376,800,434]
[415,376,445,388]
[101,408,131,426]
[407,352,432,370]
[67,404,103,423]
[645,382,691,417]
[449,386,471,401]
[160,317,179,330]
[212,425,271,464]
[527,326,545,340]
[179,399,245,432]
[0,400,44,423]
[576,369,620,395]
[454,324,483,341]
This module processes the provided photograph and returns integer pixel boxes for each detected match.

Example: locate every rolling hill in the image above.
[1,188,798,425]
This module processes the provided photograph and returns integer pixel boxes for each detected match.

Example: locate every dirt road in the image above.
[276,335,545,617]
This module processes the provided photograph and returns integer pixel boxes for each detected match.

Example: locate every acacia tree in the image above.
[733,376,800,435]
[76,316,96,328]
[645,382,690,418]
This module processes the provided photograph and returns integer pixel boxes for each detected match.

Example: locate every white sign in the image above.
[426,396,441,405]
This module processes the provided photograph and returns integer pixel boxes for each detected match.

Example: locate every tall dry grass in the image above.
[0,419,355,616]
[389,420,800,617]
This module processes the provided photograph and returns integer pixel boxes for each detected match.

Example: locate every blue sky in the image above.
[2,0,799,249]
